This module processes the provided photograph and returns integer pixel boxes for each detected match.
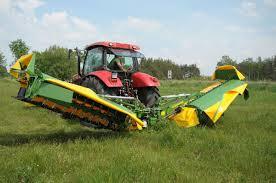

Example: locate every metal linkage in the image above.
[98,95,136,100]
[160,93,190,99]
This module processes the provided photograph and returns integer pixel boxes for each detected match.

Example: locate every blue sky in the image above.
[0,0,276,75]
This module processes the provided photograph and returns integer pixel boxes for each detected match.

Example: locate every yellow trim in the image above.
[24,102,36,107]
[19,54,33,67]
[46,78,145,129]
[212,65,245,80]
[235,69,245,80]
[200,82,221,93]
[160,111,166,117]
[215,65,236,71]
[170,107,199,128]
[10,54,33,79]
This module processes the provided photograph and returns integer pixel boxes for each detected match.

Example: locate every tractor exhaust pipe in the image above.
[68,48,82,77]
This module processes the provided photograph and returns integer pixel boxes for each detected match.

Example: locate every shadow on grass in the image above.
[0,129,131,146]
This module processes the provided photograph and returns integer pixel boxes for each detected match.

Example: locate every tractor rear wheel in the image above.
[81,76,117,95]
[137,87,160,107]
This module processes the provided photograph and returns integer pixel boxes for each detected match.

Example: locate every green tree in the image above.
[140,57,200,79]
[9,39,30,62]
[237,56,276,81]
[0,51,8,77]
[35,45,77,80]
[273,56,276,81]
[217,55,237,66]
[0,51,6,67]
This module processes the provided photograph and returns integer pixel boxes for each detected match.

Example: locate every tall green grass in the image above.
[0,78,275,182]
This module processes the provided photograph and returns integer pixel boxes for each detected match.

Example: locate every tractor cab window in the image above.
[106,53,115,65]
[83,47,103,75]
[107,54,134,71]
[106,49,144,71]
[123,57,134,69]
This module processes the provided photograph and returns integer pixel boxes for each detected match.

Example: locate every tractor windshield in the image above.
[110,49,145,58]
[106,49,143,72]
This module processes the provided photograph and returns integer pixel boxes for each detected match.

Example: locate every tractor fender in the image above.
[132,72,160,88]
[88,71,123,87]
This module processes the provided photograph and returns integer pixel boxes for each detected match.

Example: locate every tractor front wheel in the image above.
[81,76,117,95]
[137,87,160,107]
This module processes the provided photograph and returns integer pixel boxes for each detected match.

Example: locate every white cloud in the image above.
[239,0,258,17]
[0,0,100,64]
[15,0,44,14]
[0,0,12,12]
[71,17,97,32]
[98,16,164,50]
[264,0,276,7]
[114,16,162,32]
[0,0,44,23]
[0,0,275,75]
[40,11,97,41]
[224,25,257,33]
[42,11,68,26]
[191,11,207,18]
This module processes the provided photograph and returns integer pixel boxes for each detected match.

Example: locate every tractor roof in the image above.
[85,41,140,51]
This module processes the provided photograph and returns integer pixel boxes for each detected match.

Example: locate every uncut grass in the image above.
[0,78,275,182]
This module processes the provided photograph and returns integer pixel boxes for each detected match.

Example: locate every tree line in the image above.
[217,55,276,81]
[0,39,200,80]
[140,58,200,79]
[0,39,77,80]
[0,39,275,81]
[0,39,30,77]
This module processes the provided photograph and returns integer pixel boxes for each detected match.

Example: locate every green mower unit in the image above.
[10,43,249,131]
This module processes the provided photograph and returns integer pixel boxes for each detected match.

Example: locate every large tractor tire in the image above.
[137,87,160,107]
[81,76,117,95]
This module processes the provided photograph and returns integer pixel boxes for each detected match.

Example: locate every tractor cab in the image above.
[72,41,160,107]
[82,43,145,75]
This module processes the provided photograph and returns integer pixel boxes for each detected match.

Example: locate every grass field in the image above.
[0,78,275,182]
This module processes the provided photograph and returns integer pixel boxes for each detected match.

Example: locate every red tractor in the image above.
[71,41,160,107]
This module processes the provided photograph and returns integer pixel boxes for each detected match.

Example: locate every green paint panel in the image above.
[37,82,73,103]
[189,80,245,110]
[214,69,239,80]
[26,55,36,75]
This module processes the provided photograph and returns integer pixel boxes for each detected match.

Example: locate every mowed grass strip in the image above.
[0,78,275,182]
